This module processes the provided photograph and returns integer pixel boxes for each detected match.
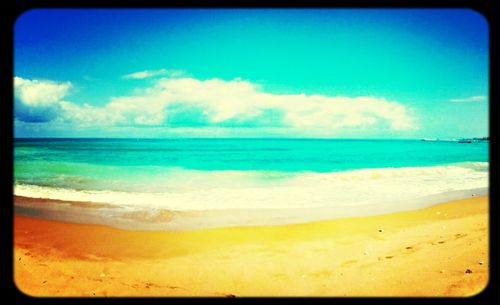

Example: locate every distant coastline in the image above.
[421,137,489,143]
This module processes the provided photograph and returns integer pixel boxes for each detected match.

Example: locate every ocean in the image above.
[14,138,489,230]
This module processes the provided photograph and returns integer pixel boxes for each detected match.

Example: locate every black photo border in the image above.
[1,0,498,304]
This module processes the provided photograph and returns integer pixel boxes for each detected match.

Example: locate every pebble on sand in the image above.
[479,261,484,265]
[378,229,384,233]
[465,269,473,274]
[363,251,369,255]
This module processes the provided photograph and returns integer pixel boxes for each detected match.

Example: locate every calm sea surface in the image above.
[14,138,489,229]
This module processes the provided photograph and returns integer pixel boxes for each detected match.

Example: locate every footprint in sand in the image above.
[430,240,446,245]
[378,255,395,261]
[340,259,358,267]
[308,270,333,278]
[403,246,417,253]
[143,282,181,290]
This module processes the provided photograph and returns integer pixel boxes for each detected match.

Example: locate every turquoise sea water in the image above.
[14,138,489,229]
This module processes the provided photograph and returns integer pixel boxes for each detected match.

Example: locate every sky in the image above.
[14,9,488,138]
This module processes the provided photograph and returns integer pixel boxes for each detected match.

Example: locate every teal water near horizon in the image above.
[13,138,489,229]
[15,138,488,179]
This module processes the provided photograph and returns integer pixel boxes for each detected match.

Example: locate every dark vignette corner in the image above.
[2,0,499,305]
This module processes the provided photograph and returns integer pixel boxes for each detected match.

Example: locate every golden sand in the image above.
[14,196,488,297]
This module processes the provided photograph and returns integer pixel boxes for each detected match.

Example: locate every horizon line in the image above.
[13,136,488,140]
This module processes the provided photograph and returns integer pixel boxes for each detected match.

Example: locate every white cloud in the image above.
[14,77,72,106]
[122,69,185,80]
[58,102,126,127]
[15,75,416,135]
[14,77,72,122]
[450,96,486,103]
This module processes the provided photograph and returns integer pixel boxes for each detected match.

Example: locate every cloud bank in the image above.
[14,77,72,122]
[122,69,185,80]
[14,75,416,135]
[450,96,486,103]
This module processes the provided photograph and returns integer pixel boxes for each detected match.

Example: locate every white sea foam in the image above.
[14,162,488,213]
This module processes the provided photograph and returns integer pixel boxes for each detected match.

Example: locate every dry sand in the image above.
[14,196,489,297]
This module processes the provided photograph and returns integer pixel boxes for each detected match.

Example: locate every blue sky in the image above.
[14,9,488,138]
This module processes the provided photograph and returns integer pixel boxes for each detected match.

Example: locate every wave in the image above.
[14,162,488,212]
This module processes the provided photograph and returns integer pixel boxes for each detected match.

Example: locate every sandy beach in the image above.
[13,7,490,298]
[14,196,488,297]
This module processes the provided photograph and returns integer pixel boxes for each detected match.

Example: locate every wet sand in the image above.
[14,196,488,296]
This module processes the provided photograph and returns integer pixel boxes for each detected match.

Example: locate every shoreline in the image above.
[14,196,489,296]
[14,187,488,231]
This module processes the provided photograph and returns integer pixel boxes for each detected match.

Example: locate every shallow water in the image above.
[14,138,489,229]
